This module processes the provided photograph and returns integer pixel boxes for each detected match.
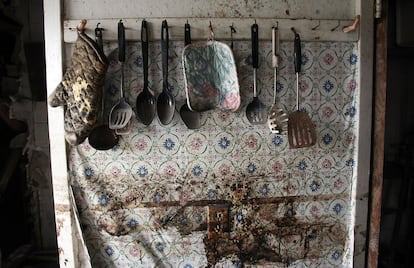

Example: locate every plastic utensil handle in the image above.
[118,20,125,62]
[161,20,169,90]
[272,27,280,69]
[251,23,259,69]
[293,31,301,74]
[95,25,103,50]
[185,22,191,46]
[141,20,149,89]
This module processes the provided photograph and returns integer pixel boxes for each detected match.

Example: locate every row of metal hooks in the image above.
[67,16,360,44]
[311,15,360,32]
[76,15,360,35]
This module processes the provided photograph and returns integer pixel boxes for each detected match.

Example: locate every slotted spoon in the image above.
[109,20,133,130]
[287,28,317,148]
[246,22,267,125]
[268,25,288,134]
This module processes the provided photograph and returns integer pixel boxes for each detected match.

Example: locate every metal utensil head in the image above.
[115,112,133,135]
[180,103,201,129]
[288,111,317,148]
[109,97,133,129]
[246,97,267,124]
[268,106,288,134]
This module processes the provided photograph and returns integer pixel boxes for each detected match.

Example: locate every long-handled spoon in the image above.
[135,19,156,126]
[157,20,175,125]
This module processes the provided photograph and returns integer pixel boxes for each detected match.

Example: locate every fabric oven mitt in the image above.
[48,21,108,145]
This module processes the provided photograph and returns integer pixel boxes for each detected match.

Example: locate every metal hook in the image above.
[208,21,214,41]
[311,20,320,30]
[230,23,236,50]
[273,21,279,29]
[230,23,237,34]
[331,20,341,31]
[291,27,297,35]
[95,22,104,31]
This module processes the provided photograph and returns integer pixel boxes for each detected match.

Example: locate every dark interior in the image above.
[379,0,414,267]
[0,0,412,267]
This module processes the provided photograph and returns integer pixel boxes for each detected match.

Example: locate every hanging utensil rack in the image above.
[63,17,359,43]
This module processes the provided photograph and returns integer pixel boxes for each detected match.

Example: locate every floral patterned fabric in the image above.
[182,41,240,112]
[69,40,359,267]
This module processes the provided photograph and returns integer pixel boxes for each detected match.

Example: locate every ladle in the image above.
[157,20,175,125]
[179,21,201,129]
[135,20,156,126]
[88,24,119,150]
[246,22,267,125]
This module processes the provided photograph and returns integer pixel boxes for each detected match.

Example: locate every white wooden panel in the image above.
[64,18,359,42]
[64,0,355,20]
[43,0,77,267]
[353,0,374,267]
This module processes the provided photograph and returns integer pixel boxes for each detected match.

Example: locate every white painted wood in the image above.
[43,0,77,267]
[64,0,355,21]
[64,18,359,43]
[52,0,368,266]
[353,0,374,267]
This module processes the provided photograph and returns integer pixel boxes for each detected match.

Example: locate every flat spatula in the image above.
[287,28,316,148]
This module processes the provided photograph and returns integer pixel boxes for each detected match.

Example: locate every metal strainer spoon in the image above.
[268,25,288,134]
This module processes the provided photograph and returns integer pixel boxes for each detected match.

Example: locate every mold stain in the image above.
[142,183,349,266]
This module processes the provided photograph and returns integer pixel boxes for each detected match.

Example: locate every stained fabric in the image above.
[69,41,359,267]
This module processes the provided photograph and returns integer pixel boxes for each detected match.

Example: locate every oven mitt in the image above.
[48,30,108,145]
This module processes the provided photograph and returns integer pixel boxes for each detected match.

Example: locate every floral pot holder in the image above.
[182,41,240,112]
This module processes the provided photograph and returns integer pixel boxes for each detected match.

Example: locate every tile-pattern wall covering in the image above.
[69,39,359,267]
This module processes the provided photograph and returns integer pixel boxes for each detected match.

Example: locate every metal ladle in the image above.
[88,24,119,150]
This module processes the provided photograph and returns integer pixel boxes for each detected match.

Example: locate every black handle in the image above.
[251,23,259,69]
[118,20,125,62]
[293,29,301,74]
[95,24,103,50]
[141,20,148,89]
[184,22,191,46]
[161,20,169,91]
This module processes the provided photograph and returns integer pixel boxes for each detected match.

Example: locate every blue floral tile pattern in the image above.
[70,41,360,267]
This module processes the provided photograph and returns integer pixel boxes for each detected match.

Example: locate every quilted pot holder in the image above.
[182,41,240,112]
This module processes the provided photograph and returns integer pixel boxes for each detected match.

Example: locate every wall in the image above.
[44,0,373,267]
[1,0,57,262]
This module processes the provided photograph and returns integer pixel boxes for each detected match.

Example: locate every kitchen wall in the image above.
[44,0,373,267]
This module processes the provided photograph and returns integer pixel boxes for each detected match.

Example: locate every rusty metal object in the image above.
[368,7,387,268]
